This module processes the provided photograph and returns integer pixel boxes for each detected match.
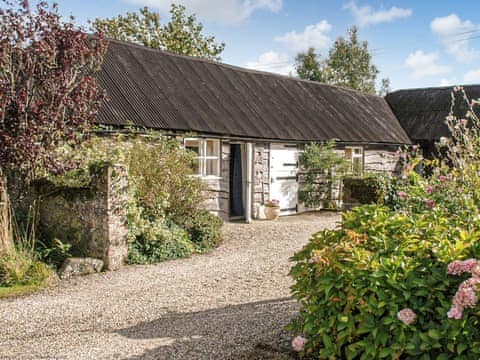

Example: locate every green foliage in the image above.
[91,4,225,61]
[127,136,204,222]
[326,27,378,94]
[124,135,223,262]
[127,219,194,264]
[0,198,54,288]
[288,205,480,359]
[0,282,48,298]
[0,246,53,286]
[184,209,223,250]
[35,238,72,268]
[295,48,327,82]
[343,173,387,205]
[295,27,383,94]
[299,141,347,208]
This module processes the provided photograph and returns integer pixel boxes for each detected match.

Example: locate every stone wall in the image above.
[37,164,128,270]
[364,148,401,174]
[202,141,230,221]
[253,143,270,218]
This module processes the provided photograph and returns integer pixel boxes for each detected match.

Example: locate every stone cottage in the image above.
[93,39,411,222]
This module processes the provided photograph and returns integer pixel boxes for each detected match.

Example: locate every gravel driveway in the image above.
[0,212,340,359]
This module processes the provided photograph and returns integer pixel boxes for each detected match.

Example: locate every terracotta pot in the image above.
[264,206,281,220]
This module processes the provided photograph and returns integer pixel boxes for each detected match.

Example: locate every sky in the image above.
[47,0,480,91]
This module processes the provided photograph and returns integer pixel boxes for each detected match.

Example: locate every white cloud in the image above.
[439,78,456,87]
[244,51,294,76]
[431,14,480,63]
[463,69,480,84]
[126,0,282,24]
[343,1,412,27]
[404,50,450,79]
[274,21,332,53]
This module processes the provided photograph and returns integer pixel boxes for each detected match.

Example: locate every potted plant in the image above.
[264,199,281,220]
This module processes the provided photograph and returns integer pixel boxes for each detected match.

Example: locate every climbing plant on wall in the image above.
[298,141,348,209]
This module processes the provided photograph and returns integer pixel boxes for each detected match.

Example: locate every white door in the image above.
[269,144,299,215]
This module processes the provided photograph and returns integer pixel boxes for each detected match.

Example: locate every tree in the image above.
[295,27,380,94]
[326,27,378,94]
[0,0,107,252]
[294,48,328,82]
[91,4,225,61]
[378,78,391,97]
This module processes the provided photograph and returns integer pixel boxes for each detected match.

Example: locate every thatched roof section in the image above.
[386,85,480,141]
[95,39,410,144]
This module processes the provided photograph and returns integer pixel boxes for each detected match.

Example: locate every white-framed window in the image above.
[184,138,221,178]
[345,146,364,176]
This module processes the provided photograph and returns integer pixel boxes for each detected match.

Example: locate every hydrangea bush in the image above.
[289,206,480,358]
[288,87,480,358]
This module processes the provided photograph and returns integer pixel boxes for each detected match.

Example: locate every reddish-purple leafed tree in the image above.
[0,0,107,251]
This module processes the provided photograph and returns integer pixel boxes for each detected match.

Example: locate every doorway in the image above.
[229,144,244,218]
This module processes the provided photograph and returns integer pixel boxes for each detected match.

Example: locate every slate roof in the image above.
[95,39,411,144]
[386,85,480,141]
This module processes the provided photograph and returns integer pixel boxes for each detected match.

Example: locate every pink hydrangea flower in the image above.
[453,278,480,309]
[292,335,307,352]
[472,263,480,278]
[425,185,433,194]
[439,175,447,182]
[425,199,435,208]
[397,308,416,325]
[447,305,463,320]
[398,191,407,200]
[447,259,480,320]
[447,259,478,275]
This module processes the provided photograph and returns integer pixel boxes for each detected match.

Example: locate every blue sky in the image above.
[53,0,480,91]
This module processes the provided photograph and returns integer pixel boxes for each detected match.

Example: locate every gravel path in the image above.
[0,212,340,360]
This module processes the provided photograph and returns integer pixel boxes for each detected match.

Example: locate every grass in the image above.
[0,282,48,299]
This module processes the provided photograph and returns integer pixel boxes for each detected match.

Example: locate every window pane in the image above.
[354,148,362,155]
[205,158,219,176]
[185,139,200,155]
[352,157,363,175]
[206,139,220,157]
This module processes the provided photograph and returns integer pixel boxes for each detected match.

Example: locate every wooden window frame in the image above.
[345,146,364,176]
[184,138,221,178]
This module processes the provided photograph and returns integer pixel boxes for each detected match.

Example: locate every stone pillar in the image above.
[90,164,128,270]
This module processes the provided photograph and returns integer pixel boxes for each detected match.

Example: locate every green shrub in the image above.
[342,174,386,205]
[184,209,223,250]
[127,218,194,264]
[127,135,205,222]
[288,205,480,359]
[0,247,53,286]
[35,238,72,268]
[299,141,348,208]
